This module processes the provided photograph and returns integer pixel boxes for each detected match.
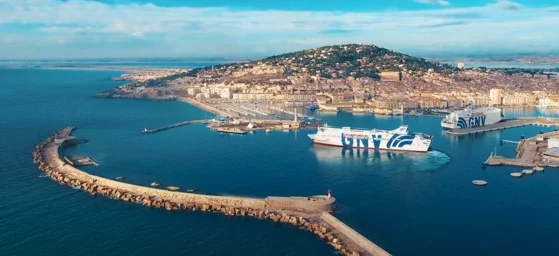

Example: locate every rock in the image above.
[288,217,298,225]
[332,238,339,244]
[164,202,172,211]
[352,251,360,256]
[279,214,290,223]
[326,234,334,241]
[321,226,328,234]
[142,199,152,207]
[201,204,210,212]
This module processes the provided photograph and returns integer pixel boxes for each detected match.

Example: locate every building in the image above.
[489,89,503,106]
[380,72,402,82]
[539,97,559,108]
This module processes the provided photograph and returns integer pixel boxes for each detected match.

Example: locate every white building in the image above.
[539,97,559,108]
[489,89,503,106]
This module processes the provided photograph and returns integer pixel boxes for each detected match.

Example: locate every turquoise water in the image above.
[2,68,559,255]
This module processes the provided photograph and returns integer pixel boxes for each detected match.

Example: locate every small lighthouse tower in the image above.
[327,189,332,199]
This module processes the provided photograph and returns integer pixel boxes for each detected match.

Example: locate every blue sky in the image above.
[0,0,558,59]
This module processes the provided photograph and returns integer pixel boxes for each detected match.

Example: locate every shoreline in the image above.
[33,127,391,256]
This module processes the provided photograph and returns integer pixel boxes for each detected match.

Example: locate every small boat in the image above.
[510,172,523,178]
[166,186,180,191]
[533,166,544,172]
[472,180,488,186]
[186,189,195,192]
[150,182,160,187]
[115,176,124,180]
[522,169,534,175]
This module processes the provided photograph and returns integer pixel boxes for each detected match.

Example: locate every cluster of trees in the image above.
[185,44,458,79]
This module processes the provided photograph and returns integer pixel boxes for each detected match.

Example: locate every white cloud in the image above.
[489,0,523,11]
[413,0,450,6]
[0,0,557,58]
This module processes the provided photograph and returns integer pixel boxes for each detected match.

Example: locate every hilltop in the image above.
[186,44,456,79]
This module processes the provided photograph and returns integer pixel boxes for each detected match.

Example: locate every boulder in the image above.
[164,202,172,211]
[288,217,298,225]
[279,214,290,223]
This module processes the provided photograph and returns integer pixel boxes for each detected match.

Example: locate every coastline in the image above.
[33,127,391,256]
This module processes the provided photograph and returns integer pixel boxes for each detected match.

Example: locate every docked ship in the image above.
[441,106,503,129]
[308,125,432,152]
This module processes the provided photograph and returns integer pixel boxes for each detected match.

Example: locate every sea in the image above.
[2,65,559,256]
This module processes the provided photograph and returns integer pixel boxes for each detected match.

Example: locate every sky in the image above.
[0,0,558,59]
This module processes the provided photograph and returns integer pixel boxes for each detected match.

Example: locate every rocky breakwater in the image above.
[32,127,389,256]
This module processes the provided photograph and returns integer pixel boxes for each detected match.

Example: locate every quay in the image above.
[142,119,210,134]
[446,117,559,135]
[33,127,390,256]
[484,130,559,168]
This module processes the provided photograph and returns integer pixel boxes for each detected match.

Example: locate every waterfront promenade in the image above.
[33,127,390,256]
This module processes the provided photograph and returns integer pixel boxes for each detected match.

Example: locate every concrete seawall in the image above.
[321,213,391,256]
[33,127,390,256]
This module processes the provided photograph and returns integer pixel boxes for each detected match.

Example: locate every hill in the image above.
[186,44,457,79]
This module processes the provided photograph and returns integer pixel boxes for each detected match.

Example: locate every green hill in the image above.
[187,44,457,79]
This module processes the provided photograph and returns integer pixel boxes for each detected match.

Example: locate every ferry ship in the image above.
[441,106,503,129]
[308,125,432,152]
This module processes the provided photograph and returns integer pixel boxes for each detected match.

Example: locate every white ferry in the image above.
[308,125,432,152]
[441,106,503,129]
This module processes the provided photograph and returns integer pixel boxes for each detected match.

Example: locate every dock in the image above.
[484,131,559,168]
[142,119,210,134]
[33,127,391,256]
[446,117,559,135]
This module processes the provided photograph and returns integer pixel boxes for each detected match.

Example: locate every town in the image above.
[101,44,559,117]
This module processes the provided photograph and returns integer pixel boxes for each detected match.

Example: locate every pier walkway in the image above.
[447,117,559,135]
[33,127,390,256]
[141,119,210,134]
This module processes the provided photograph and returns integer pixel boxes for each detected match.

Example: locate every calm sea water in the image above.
[2,68,559,256]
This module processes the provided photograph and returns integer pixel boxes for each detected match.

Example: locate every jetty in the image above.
[484,130,559,168]
[142,119,210,134]
[32,127,391,256]
[446,117,559,135]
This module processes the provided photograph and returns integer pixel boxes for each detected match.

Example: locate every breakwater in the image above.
[33,127,390,256]
[142,119,210,134]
